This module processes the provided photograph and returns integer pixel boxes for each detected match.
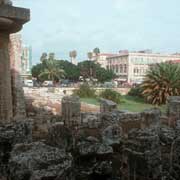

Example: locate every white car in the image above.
[24,80,33,87]
[42,81,53,87]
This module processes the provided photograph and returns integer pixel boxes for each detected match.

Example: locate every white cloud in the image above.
[14,0,180,64]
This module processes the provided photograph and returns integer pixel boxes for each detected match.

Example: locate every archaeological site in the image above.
[0,1,180,180]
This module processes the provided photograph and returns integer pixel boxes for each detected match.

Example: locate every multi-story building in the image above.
[92,53,116,69]
[10,33,32,81]
[21,45,32,74]
[107,50,180,84]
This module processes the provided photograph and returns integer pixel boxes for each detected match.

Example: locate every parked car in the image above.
[24,80,33,87]
[103,82,116,88]
[42,81,53,87]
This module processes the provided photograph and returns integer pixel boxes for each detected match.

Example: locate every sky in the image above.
[13,0,180,65]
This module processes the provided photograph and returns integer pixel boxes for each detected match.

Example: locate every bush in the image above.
[128,85,143,98]
[74,83,96,98]
[99,89,121,104]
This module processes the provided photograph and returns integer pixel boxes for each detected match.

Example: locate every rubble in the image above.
[9,142,73,180]
[0,120,32,177]
[0,93,180,179]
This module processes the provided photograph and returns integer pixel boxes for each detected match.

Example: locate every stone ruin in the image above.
[0,3,30,123]
[100,98,117,113]
[1,2,180,180]
[0,94,179,179]
[62,96,81,127]
[167,96,180,120]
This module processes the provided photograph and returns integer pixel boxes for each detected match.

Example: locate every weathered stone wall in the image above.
[0,97,180,179]
[1,85,180,179]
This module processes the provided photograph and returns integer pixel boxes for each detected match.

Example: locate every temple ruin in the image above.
[1,2,180,180]
[0,4,30,122]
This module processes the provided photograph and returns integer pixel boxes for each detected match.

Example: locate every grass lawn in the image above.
[81,95,167,113]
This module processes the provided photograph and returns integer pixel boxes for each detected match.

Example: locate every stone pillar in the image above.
[167,96,180,120]
[141,108,161,129]
[10,34,26,117]
[0,5,30,123]
[0,33,13,122]
[62,96,81,127]
[124,128,162,180]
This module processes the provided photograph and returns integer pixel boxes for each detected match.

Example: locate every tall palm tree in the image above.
[141,63,180,105]
[39,60,64,82]
[40,52,48,63]
[93,47,100,56]
[87,52,93,61]
[69,50,77,65]
[49,53,55,61]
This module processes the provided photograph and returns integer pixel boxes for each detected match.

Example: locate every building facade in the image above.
[10,33,32,81]
[92,53,116,69]
[21,45,32,78]
[107,50,180,84]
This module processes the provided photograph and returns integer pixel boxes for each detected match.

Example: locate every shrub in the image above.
[99,89,121,104]
[128,85,143,98]
[142,63,180,105]
[74,83,96,98]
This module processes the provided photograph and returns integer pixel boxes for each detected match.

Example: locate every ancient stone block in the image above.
[167,96,180,120]
[141,108,161,128]
[81,112,101,128]
[100,98,117,113]
[62,96,81,127]
[47,123,73,151]
[124,128,162,180]
[102,125,123,146]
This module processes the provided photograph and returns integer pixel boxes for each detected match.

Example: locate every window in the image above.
[116,65,118,73]
[124,64,127,73]
[120,65,123,73]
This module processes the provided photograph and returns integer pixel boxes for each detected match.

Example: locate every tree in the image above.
[49,53,55,61]
[40,52,55,62]
[96,68,115,83]
[87,52,93,61]
[40,52,47,62]
[78,61,97,80]
[56,60,80,81]
[69,50,77,65]
[78,60,115,82]
[141,63,180,105]
[32,63,45,80]
[39,60,64,82]
[93,47,100,55]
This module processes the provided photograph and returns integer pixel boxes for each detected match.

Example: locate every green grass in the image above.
[80,98,100,106]
[81,95,167,113]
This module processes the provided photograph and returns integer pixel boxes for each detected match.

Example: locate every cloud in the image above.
[13,0,180,64]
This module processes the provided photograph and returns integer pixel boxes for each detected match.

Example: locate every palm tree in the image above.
[39,60,64,82]
[40,52,47,63]
[93,47,100,56]
[141,63,180,105]
[69,50,77,65]
[87,52,93,61]
[49,53,55,61]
